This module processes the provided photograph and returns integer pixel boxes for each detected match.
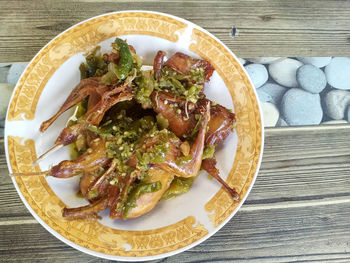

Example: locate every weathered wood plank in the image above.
[1,126,350,262]
[1,203,350,262]
[1,0,350,61]
[250,125,350,204]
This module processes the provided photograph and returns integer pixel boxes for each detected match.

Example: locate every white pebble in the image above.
[269,58,303,88]
[325,57,350,90]
[261,102,279,127]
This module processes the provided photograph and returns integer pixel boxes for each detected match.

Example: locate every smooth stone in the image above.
[269,58,303,88]
[296,57,332,68]
[296,64,327,94]
[347,106,350,123]
[7,62,28,86]
[0,119,4,127]
[246,57,283,64]
[256,89,272,102]
[0,63,12,67]
[0,83,14,120]
[261,102,279,127]
[281,88,323,125]
[0,65,10,83]
[321,120,348,125]
[325,57,350,90]
[259,82,288,105]
[276,118,288,127]
[245,63,268,89]
[238,58,247,65]
[324,90,350,120]
[0,127,3,138]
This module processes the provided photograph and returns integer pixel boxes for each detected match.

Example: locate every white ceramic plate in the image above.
[5,10,263,261]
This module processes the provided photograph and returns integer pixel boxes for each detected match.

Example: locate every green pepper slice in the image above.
[114,38,133,80]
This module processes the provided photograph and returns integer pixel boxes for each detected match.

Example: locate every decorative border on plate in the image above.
[8,136,208,256]
[189,29,262,227]
[7,12,187,121]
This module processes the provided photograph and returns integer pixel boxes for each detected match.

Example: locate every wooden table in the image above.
[1,1,350,262]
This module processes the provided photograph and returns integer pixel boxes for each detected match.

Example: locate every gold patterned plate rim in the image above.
[4,10,264,261]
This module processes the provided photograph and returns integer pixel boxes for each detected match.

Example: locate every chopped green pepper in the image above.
[68,100,88,159]
[134,70,158,108]
[162,177,195,200]
[122,181,162,219]
[158,66,205,104]
[87,189,98,199]
[156,114,169,129]
[79,46,108,79]
[190,114,202,138]
[202,145,216,159]
[136,129,170,171]
[101,70,117,85]
[176,154,192,165]
[113,38,133,80]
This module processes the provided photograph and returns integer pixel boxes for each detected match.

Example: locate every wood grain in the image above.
[1,0,350,62]
[1,125,350,262]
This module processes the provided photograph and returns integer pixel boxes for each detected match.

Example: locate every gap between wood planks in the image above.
[241,197,350,211]
[0,219,37,226]
[265,123,350,132]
